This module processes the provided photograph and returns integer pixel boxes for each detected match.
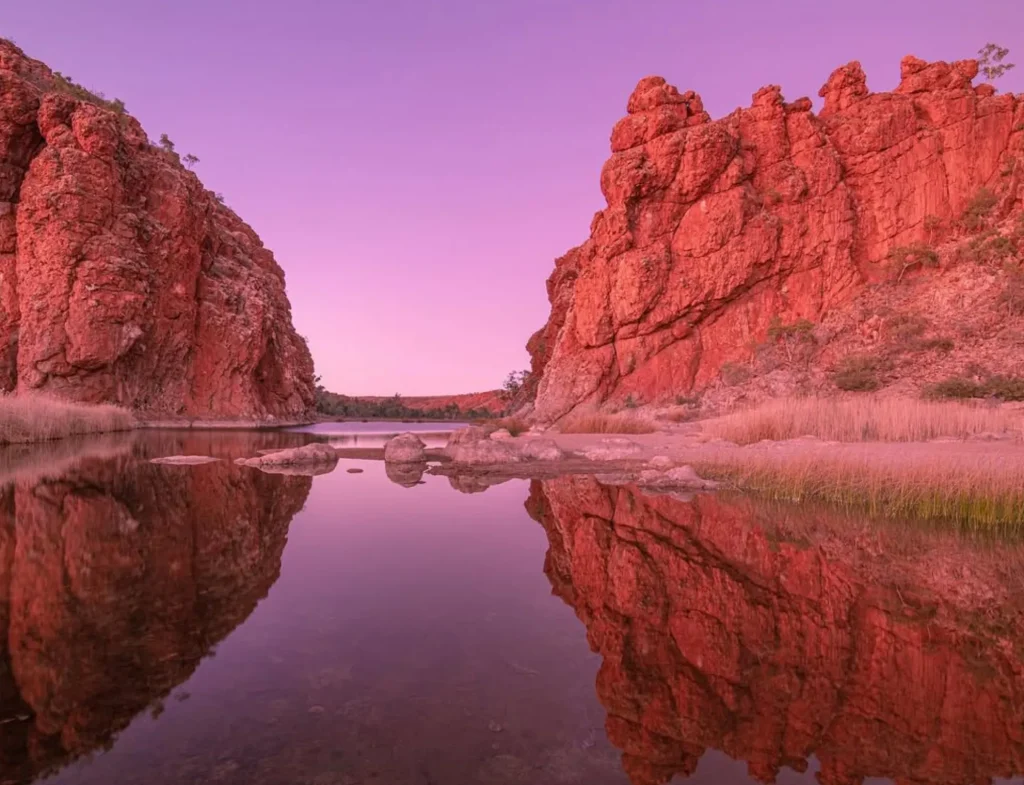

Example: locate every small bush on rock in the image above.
[961,188,999,232]
[888,244,939,283]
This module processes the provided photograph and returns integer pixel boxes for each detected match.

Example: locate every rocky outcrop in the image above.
[528,476,1024,785]
[0,453,311,783]
[528,56,1024,421]
[0,40,314,419]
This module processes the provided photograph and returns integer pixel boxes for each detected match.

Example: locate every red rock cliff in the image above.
[528,56,1024,420]
[528,477,1024,785]
[0,40,314,419]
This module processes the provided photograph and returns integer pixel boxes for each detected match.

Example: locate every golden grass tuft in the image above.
[559,413,657,434]
[703,397,1020,444]
[0,394,136,444]
[694,449,1024,529]
[489,416,530,436]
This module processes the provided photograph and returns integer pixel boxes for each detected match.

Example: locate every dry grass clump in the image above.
[488,416,529,436]
[694,450,1024,529]
[559,413,657,434]
[0,394,136,444]
[703,397,1018,444]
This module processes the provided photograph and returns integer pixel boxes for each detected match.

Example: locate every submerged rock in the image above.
[235,443,339,471]
[149,455,220,466]
[383,433,427,463]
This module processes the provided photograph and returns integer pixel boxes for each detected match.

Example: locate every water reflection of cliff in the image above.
[0,453,311,784]
[528,476,1024,785]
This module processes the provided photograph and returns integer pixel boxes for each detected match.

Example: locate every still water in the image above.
[289,420,467,448]
[0,426,1022,785]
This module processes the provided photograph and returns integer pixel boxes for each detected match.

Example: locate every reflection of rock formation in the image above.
[385,461,426,487]
[0,456,310,783]
[528,477,1024,785]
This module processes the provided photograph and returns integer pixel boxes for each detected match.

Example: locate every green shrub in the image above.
[50,71,125,114]
[924,375,1024,401]
[766,316,815,342]
[983,375,1024,401]
[886,312,929,342]
[961,188,999,232]
[888,244,939,283]
[923,377,980,399]
[953,229,1019,266]
[833,355,882,391]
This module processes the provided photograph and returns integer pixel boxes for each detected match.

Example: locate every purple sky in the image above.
[6,1,1023,394]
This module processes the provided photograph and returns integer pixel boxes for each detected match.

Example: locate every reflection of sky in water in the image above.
[288,420,467,448]
[36,461,625,785]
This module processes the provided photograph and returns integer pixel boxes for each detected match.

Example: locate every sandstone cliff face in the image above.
[0,40,314,419]
[529,56,1024,420]
[528,477,1024,785]
[0,452,311,782]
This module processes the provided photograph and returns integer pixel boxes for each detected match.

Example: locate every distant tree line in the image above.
[314,367,536,421]
[314,388,495,421]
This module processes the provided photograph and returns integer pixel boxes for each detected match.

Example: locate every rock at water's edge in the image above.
[384,433,427,463]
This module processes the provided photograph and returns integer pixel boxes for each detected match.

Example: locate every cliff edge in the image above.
[0,40,314,419]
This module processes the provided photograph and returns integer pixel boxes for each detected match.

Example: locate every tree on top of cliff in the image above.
[501,370,529,401]
[978,43,1015,80]
[158,133,176,153]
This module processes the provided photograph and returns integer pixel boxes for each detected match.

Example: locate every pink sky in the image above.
[6,0,1022,394]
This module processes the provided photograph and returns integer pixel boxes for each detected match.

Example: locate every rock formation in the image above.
[528,476,1024,785]
[0,40,314,419]
[0,451,311,783]
[528,56,1024,421]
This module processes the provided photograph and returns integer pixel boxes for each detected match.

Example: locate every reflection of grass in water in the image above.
[703,397,1021,444]
[694,451,1024,531]
[0,431,137,487]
